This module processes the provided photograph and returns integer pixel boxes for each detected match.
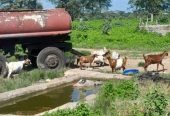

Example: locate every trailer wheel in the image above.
[37,47,65,70]
[0,56,8,77]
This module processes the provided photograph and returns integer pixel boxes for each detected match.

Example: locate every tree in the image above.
[0,0,43,10]
[163,0,170,11]
[49,0,112,20]
[129,0,164,22]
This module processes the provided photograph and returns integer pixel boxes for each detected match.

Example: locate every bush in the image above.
[94,80,139,115]
[102,19,112,35]
[114,80,139,100]
[158,15,169,24]
[138,62,145,67]
[15,44,25,56]
[44,103,101,116]
[77,22,90,32]
[45,109,73,116]
[130,104,144,116]
[144,90,168,116]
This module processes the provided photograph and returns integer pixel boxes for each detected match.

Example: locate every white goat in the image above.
[115,57,125,70]
[91,47,108,66]
[91,48,120,66]
[111,51,120,59]
[6,59,31,78]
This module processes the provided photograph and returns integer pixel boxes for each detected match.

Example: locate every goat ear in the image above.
[24,55,28,60]
[105,49,109,52]
[104,47,107,51]
[118,54,121,58]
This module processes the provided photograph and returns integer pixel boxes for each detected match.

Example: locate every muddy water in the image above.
[0,83,99,115]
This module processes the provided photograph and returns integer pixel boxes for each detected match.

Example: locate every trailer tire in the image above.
[37,47,65,70]
[0,56,8,77]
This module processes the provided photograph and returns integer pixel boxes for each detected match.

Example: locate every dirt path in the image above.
[74,48,170,74]
[127,58,170,74]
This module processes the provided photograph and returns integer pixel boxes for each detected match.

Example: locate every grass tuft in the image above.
[0,69,64,93]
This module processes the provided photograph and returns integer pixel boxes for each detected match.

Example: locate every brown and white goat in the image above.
[143,51,168,72]
[77,54,98,70]
[103,51,127,72]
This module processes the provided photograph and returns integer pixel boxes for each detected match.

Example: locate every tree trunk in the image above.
[151,13,154,22]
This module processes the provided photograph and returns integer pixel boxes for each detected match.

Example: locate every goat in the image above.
[91,47,108,66]
[93,55,105,66]
[111,51,120,59]
[143,51,168,72]
[91,47,108,56]
[103,51,127,72]
[77,54,98,70]
[6,59,31,78]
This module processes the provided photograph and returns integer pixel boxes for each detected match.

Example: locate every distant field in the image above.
[71,18,170,52]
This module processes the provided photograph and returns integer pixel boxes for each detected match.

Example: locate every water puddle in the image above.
[0,82,100,115]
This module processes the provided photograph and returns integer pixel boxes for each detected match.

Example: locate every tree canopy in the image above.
[129,0,164,15]
[49,0,112,19]
[0,0,43,10]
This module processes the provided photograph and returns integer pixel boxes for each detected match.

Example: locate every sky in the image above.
[110,0,131,12]
[39,0,131,12]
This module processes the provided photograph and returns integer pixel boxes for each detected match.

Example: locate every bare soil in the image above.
[74,48,170,74]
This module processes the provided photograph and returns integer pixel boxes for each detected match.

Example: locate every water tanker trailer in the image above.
[0,9,72,76]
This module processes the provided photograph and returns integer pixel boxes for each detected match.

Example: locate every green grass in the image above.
[71,18,170,52]
[0,69,64,93]
[138,62,145,67]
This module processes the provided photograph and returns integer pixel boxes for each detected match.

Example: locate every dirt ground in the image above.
[74,48,170,74]
[127,58,170,74]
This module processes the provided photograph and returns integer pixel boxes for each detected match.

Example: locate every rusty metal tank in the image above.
[0,9,71,39]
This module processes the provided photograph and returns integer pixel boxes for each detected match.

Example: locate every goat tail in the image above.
[143,54,146,60]
[123,56,127,66]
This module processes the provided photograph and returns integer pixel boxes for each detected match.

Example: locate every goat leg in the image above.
[7,71,12,79]
[90,61,94,69]
[144,63,149,72]
[160,62,165,72]
[89,62,91,68]
[157,64,159,71]
[121,65,126,71]
[80,62,83,70]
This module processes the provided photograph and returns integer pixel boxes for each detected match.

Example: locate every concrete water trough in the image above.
[0,69,131,115]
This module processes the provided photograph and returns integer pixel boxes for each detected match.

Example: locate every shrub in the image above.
[44,109,73,116]
[102,19,112,35]
[44,103,100,116]
[114,80,139,100]
[15,44,25,56]
[102,82,116,100]
[130,103,144,116]
[78,22,90,32]
[158,15,169,24]
[144,90,168,116]
[138,62,145,67]
[94,80,139,115]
